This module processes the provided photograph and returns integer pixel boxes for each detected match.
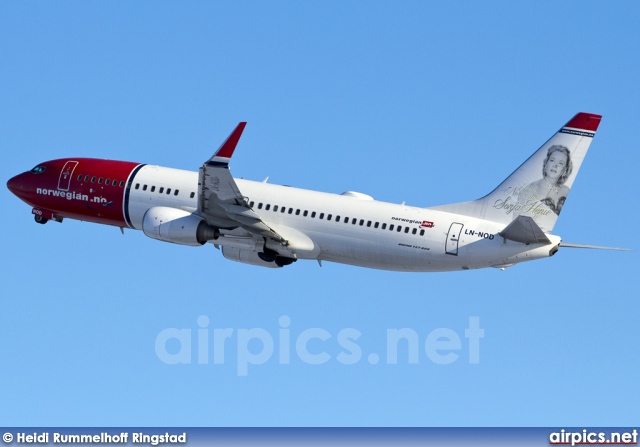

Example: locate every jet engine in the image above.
[222,246,297,268]
[222,246,281,268]
[142,206,219,246]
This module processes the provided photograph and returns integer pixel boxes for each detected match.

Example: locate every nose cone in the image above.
[7,173,24,196]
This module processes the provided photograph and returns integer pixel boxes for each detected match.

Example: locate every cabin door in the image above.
[445,223,464,255]
[58,161,79,191]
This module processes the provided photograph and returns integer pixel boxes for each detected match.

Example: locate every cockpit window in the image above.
[30,166,46,174]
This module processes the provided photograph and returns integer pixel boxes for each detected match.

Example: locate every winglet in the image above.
[207,122,247,166]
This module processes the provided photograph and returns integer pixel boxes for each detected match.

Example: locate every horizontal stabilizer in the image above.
[560,242,633,251]
[499,216,551,245]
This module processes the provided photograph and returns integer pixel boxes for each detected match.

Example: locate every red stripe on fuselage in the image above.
[14,158,140,227]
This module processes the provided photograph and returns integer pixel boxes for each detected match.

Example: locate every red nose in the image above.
[7,174,22,195]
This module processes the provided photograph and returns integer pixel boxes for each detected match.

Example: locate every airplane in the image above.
[6,112,630,271]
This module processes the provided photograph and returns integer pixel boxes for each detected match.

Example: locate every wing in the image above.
[197,123,288,244]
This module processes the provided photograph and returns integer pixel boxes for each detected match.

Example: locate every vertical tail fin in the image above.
[431,113,602,233]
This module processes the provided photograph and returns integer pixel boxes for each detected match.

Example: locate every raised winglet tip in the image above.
[214,122,247,160]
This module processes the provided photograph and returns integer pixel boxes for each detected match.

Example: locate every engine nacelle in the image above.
[142,207,219,246]
[222,246,281,268]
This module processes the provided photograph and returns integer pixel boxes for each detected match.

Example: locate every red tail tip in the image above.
[564,113,602,132]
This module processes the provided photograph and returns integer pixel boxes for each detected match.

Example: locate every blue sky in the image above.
[1,2,638,427]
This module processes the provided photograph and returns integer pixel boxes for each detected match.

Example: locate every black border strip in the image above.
[123,164,147,228]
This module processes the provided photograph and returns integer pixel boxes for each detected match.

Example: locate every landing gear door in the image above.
[58,161,78,191]
[445,222,464,256]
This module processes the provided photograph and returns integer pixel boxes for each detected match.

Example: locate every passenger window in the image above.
[258,203,263,209]
[159,187,164,194]
[119,181,124,187]
[352,218,357,224]
[135,183,140,190]
[91,176,96,183]
[296,209,300,215]
[303,210,308,217]
[420,229,425,236]
[281,207,286,213]
[288,208,293,214]
[143,185,148,191]
[327,214,332,220]
[105,179,111,185]
[389,224,394,231]
[265,204,270,211]
[174,190,179,196]
[320,213,324,219]
[190,192,195,199]
[374,222,379,228]
[84,175,89,181]
[412,228,417,235]
[358,219,363,226]
[405,227,410,234]
[151,186,156,192]
[344,217,349,223]
[274,205,278,212]
[77,174,82,181]
[250,201,255,207]
[382,223,387,230]
[397,226,402,232]
[335,215,340,222]
[367,221,371,227]
[98,178,103,184]
[166,188,171,195]
[311,212,316,218]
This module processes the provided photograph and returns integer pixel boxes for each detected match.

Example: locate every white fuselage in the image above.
[126,165,559,272]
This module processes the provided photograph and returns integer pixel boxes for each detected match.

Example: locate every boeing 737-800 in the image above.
[6,112,628,271]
